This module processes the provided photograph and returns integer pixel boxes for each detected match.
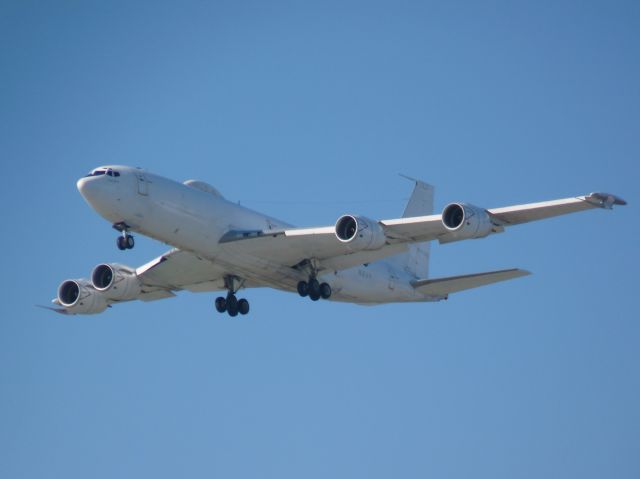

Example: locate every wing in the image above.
[380,192,626,242]
[219,192,626,273]
[48,248,236,315]
[135,249,228,295]
[487,192,627,226]
[220,227,409,274]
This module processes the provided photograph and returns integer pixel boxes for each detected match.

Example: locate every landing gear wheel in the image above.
[126,235,135,249]
[117,236,126,250]
[238,298,250,315]
[308,279,320,295]
[319,282,332,299]
[226,295,239,317]
[297,281,309,297]
[308,279,321,301]
[215,296,227,313]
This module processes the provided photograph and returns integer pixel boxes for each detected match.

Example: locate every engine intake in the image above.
[440,203,494,242]
[335,215,386,251]
[57,279,107,314]
[91,263,141,300]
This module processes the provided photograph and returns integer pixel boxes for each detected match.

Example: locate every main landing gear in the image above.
[214,294,250,317]
[215,276,250,317]
[113,222,134,250]
[297,278,331,301]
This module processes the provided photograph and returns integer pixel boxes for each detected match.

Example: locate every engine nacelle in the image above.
[57,279,108,314]
[335,214,386,251]
[441,202,494,242]
[91,263,141,301]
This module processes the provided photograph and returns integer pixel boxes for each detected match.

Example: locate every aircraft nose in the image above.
[76,177,90,196]
[77,176,100,201]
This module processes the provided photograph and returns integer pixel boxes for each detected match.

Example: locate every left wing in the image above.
[380,192,626,242]
[219,192,626,273]
[488,192,627,226]
[220,226,410,273]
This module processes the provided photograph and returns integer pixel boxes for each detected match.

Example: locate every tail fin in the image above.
[389,176,434,278]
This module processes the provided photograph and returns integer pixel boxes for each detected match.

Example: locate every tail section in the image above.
[412,268,531,296]
[388,176,434,278]
[389,177,531,297]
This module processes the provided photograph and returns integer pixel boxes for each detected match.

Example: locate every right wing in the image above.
[135,249,228,297]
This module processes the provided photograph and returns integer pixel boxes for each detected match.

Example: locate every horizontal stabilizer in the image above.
[411,268,530,296]
[37,304,73,315]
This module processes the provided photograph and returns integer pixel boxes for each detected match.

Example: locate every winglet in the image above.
[585,192,627,209]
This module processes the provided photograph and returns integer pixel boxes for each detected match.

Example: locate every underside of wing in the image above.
[219,226,411,274]
[412,268,531,296]
[137,249,228,294]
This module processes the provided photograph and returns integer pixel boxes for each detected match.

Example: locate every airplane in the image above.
[48,165,626,317]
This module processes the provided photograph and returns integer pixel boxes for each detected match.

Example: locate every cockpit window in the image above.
[85,168,120,177]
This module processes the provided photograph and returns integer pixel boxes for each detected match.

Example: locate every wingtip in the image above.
[503,268,531,278]
[586,192,627,208]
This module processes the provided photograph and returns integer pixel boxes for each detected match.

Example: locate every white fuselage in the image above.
[76,166,426,304]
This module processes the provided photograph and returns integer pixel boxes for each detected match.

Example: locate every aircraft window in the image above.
[85,168,121,177]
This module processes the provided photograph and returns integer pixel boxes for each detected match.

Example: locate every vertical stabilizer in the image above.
[389,176,434,278]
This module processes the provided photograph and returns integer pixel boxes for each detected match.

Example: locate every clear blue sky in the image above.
[1,1,638,477]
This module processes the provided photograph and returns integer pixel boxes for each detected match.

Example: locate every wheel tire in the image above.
[226,295,239,317]
[215,297,227,313]
[238,298,250,315]
[309,290,320,301]
[297,281,309,297]
[308,279,320,298]
[126,235,135,249]
[319,282,332,299]
[117,236,126,250]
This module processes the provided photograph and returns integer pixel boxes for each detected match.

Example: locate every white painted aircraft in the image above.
[48,166,625,316]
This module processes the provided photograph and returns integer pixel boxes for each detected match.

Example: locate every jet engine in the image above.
[57,279,108,314]
[335,214,386,251]
[91,263,141,301]
[441,203,494,242]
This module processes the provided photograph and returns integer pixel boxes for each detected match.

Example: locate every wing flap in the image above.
[412,268,531,296]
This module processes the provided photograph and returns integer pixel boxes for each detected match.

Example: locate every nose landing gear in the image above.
[116,234,135,250]
[113,222,134,250]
